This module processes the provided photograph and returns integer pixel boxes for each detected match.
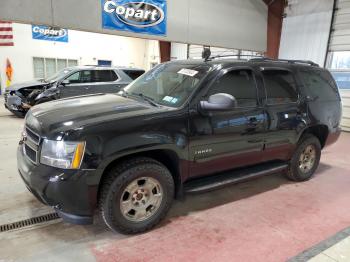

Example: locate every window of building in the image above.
[207,70,257,107]
[327,51,350,70]
[123,69,145,80]
[33,57,79,79]
[262,70,298,104]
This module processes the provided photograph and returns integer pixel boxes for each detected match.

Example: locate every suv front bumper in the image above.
[17,143,99,225]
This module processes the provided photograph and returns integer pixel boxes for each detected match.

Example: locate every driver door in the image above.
[188,68,266,178]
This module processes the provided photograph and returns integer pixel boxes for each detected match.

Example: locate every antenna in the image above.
[202,46,211,61]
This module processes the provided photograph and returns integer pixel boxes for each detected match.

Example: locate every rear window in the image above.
[299,69,340,101]
[123,70,145,80]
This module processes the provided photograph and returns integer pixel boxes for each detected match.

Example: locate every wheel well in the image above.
[97,150,182,199]
[300,125,329,148]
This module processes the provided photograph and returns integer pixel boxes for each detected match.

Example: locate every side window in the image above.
[91,70,119,82]
[66,71,80,83]
[262,70,298,104]
[299,69,340,101]
[207,69,257,107]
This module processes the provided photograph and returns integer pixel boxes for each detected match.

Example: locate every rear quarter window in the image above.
[123,70,145,80]
[299,69,340,101]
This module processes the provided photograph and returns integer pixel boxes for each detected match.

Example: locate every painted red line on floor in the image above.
[90,133,350,262]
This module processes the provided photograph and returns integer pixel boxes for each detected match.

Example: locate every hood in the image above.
[7,80,46,91]
[26,93,167,138]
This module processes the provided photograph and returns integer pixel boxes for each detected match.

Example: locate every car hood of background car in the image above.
[26,93,172,138]
[7,80,46,91]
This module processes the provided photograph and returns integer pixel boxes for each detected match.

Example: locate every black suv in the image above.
[17,58,341,234]
[4,66,145,117]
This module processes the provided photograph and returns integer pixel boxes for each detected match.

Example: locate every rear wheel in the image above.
[99,157,174,234]
[286,134,321,182]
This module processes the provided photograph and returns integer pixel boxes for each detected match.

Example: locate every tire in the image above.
[286,134,321,182]
[99,157,174,234]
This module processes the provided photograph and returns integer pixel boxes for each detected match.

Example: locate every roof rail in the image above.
[209,54,264,60]
[249,57,319,67]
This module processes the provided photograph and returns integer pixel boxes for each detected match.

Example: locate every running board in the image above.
[184,162,288,194]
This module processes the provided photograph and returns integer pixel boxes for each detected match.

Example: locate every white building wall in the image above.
[279,0,333,66]
[0,23,159,93]
[171,43,188,60]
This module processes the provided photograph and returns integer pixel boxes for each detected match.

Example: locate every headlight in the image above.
[40,139,86,169]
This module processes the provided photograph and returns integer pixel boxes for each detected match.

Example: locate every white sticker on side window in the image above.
[178,68,198,77]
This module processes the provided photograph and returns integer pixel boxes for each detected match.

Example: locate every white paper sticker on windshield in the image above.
[163,96,179,104]
[178,68,198,77]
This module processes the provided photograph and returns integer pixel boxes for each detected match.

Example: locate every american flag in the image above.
[0,21,14,46]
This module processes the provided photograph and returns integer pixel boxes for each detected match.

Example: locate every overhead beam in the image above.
[263,0,285,58]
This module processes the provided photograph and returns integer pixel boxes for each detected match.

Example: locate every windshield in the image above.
[45,68,74,82]
[124,63,211,107]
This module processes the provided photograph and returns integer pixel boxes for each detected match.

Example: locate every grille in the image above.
[4,92,8,103]
[24,144,37,163]
[24,126,41,164]
[26,127,40,145]
[0,213,60,233]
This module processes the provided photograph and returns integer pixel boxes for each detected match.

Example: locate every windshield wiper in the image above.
[131,92,159,107]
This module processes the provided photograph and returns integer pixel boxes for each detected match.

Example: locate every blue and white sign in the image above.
[32,25,68,42]
[101,0,167,36]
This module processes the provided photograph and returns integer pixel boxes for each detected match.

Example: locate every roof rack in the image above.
[249,57,319,67]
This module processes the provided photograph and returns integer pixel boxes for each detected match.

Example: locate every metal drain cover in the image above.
[0,213,60,233]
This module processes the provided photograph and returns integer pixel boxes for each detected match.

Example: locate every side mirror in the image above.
[200,93,237,111]
[61,79,70,86]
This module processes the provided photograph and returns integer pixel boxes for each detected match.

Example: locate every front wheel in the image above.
[99,158,174,234]
[286,134,321,182]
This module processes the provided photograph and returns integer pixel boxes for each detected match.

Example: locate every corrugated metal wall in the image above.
[279,0,333,66]
[329,0,350,131]
[329,0,350,51]
[340,90,350,131]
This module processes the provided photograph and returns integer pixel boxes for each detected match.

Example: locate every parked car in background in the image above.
[4,66,145,117]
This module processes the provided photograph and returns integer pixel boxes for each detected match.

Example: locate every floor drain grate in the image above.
[0,212,60,233]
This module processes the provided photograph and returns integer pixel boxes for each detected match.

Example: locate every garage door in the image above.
[340,90,350,131]
[331,70,350,131]
[328,0,350,130]
[329,0,350,51]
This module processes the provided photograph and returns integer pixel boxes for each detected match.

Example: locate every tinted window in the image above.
[300,69,340,100]
[91,70,118,82]
[262,70,298,104]
[207,70,257,107]
[123,70,145,80]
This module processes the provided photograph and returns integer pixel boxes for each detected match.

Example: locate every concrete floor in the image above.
[1,96,350,262]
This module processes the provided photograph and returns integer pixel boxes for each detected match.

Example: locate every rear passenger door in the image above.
[260,68,307,162]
